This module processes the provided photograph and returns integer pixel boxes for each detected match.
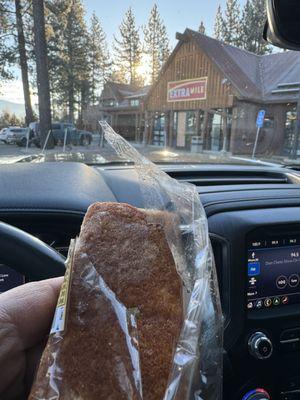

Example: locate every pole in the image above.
[291,91,300,159]
[252,127,261,159]
[41,129,52,154]
[25,128,29,153]
[63,128,68,153]
[221,110,228,153]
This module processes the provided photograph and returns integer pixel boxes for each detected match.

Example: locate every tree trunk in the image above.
[15,0,34,127]
[32,0,54,148]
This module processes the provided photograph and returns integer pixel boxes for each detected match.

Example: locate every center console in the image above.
[208,208,300,400]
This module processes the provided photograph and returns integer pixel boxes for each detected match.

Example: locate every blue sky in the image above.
[0,0,247,104]
[84,0,246,46]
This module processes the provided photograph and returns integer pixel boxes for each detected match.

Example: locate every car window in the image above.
[51,124,61,130]
[0,0,297,167]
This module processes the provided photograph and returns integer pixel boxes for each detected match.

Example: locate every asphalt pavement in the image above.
[0,137,268,166]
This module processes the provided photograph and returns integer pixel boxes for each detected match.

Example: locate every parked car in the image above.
[29,122,93,147]
[0,127,29,144]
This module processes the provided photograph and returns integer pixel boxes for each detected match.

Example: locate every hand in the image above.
[0,278,63,400]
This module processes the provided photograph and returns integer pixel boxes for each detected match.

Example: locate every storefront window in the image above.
[153,114,166,147]
[283,107,297,156]
[204,108,233,152]
[186,111,197,134]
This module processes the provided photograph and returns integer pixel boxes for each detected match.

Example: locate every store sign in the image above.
[167,77,207,102]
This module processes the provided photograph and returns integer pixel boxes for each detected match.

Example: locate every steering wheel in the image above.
[0,222,66,281]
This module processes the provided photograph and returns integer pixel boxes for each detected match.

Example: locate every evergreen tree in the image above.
[88,12,111,104]
[241,0,271,54]
[32,0,53,147]
[46,0,89,122]
[114,7,142,86]
[0,1,15,81]
[143,4,170,83]
[214,5,224,40]
[15,0,35,125]
[198,21,206,35]
[45,0,70,116]
[222,0,242,46]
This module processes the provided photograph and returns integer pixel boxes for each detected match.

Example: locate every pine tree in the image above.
[222,0,242,46]
[241,0,271,54]
[198,21,206,35]
[45,0,70,117]
[88,12,111,104]
[32,0,53,147]
[214,5,224,40]
[143,4,170,84]
[114,7,142,86]
[0,1,15,81]
[15,0,35,126]
[46,0,89,122]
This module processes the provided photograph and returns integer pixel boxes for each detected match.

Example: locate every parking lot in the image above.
[0,135,270,166]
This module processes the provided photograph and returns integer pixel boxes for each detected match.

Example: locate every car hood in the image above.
[0,150,282,168]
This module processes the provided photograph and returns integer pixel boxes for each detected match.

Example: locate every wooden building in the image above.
[145,29,300,156]
[83,82,150,142]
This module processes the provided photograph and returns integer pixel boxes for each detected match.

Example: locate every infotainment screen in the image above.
[246,236,300,311]
[0,264,25,293]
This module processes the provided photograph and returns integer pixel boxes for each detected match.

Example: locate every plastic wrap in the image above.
[29,122,223,400]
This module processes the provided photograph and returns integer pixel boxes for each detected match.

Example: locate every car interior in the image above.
[2,1,300,399]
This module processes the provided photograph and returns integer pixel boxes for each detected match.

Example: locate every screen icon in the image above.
[249,277,257,286]
[276,275,287,289]
[256,300,263,309]
[273,297,280,306]
[289,274,299,288]
[264,298,272,307]
[247,302,254,310]
[248,262,260,276]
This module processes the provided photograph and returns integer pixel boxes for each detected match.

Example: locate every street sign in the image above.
[256,110,266,128]
[253,110,266,158]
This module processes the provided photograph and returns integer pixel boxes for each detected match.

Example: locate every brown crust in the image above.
[30,202,183,400]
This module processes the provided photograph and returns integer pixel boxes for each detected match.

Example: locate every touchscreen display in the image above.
[0,264,25,293]
[246,237,300,310]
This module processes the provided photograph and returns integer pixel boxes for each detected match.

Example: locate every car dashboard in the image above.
[1,161,300,399]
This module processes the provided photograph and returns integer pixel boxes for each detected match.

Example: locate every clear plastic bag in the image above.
[29,122,223,400]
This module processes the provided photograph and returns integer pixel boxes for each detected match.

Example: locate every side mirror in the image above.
[264,0,300,50]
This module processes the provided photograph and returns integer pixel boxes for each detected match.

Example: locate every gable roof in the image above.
[100,82,140,103]
[99,82,151,109]
[147,28,300,105]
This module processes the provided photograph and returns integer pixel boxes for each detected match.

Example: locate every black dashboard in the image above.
[2,161,300,400]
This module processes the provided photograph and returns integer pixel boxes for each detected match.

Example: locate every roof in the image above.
[147,29,300,104]
[100,82,151,109]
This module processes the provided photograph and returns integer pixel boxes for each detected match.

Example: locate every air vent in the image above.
[210,235,230,324]
[167,170,290,186]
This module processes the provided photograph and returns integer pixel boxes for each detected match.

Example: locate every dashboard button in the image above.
[276,275,288,289]
[282,296,289,304]
[273,297,280,306]
[248,332,273,360]
[264,298,272,307]
[289,274,299,288]
[256,300,263,309]
[242,388,270,399]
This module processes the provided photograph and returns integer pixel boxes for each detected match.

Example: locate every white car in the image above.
[0,127,28,144]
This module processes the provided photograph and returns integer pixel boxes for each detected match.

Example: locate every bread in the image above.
[29,202,183,400]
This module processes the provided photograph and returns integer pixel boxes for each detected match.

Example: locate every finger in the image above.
[0,277,63,349]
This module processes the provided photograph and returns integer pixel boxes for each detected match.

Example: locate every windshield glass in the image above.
[0,0,298,166]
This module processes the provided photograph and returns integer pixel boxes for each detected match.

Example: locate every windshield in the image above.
[0,0,298,166]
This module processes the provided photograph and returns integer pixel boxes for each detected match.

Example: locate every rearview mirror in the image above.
[264,0,300,50]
